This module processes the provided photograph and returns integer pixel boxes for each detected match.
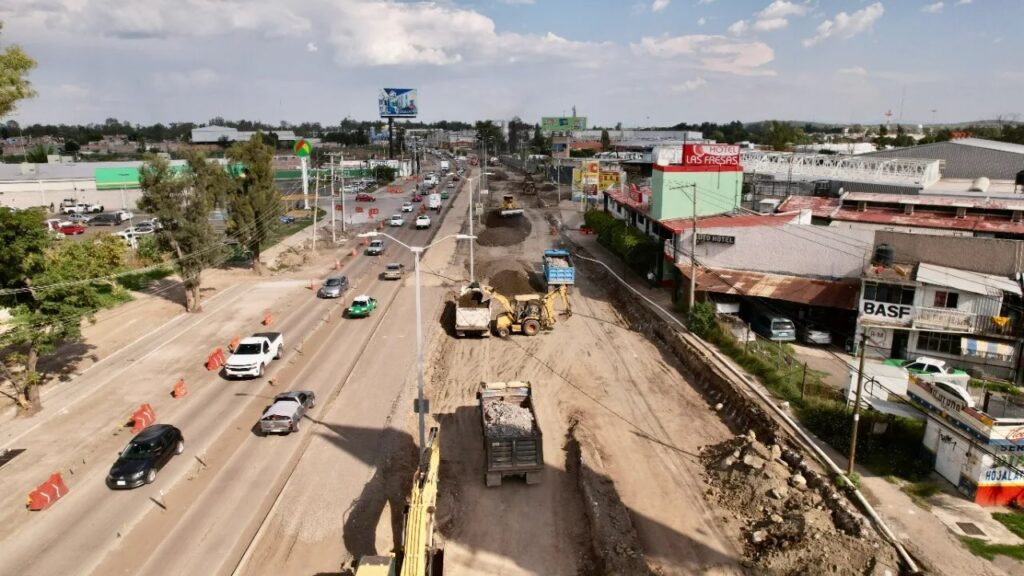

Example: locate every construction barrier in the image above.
[355,207,364,214]
[334,259,341,270]
[27,472,69,511]
[350,248,357,257]
[361,239,369,246]
[369,208,380,218]
[206,347,226,371]
[229,335,241,353]
[310,280,318,291]
[378,221,384,230]
[131,403,156,434]
[172,379,188,398]
[262,313,273,327]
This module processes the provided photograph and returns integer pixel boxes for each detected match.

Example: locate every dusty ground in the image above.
[411,170,903,575]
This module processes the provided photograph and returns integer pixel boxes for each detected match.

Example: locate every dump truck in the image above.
[454,285,492,337]
[355,427,443,576]
[482,284,571,337]
[542,249,575,287]
[478,382,543,487]
[498,194,523,217]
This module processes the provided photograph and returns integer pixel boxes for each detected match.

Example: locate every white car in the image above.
[401,202,414,213]
[388,214,405,227]
[415,215,431,229]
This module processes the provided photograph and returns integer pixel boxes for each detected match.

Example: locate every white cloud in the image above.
[956,0,972,4]
[803,2,885,47]
[672,77,707,93]
[697,17,707,26]
[152,68,220,91]
[758,1,807,20]
[55,84,90,98]
[727,20,749,36]
[632,34,775,76]
[306,41,318,53]
[838,66,867,76]
[698,0,717,4]
[502,0,536,4]
[922,2,944,13]
[652,0,670,12]
[753,18,788,31]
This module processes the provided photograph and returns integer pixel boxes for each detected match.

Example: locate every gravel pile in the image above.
[483,401,534,437]
[546,257,570,268]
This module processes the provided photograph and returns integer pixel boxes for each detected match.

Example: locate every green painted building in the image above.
[649,165,743,221]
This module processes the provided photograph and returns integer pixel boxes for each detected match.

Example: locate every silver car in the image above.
[318,276,349,298]
[259,391,316,435]
[800,325,832,346]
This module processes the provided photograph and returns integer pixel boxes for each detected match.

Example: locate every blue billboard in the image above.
[379,88,418,118]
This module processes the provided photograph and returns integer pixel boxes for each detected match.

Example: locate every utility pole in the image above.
[847,331,868,475]
[688,183,698,310]
[329,155,336,245]
[312,167,320,254]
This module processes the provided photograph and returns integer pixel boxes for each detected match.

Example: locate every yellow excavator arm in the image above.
[542,285,572,322]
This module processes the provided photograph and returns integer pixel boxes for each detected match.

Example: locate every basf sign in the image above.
[683,144,740,167]
[379,88,418,118]
[859,299,913,326]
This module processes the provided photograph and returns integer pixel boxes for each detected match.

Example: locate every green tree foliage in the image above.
[686,301,717,338]
[750,121,807,151]
[225,133,280,275]
[371,164,397,184]
[600,129,611,151]
[0,213,125,410]
[475,120,505,154]
[530,124,548,154]
[63,139,80,153]
[139,152,229,311]
[0,21,37,118]
[26,143,50,163]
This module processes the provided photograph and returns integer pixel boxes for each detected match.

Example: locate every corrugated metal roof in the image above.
[843,191,1024,211]
[661,212,797,233]
[678,265,861,309]
[915,262,1021,296]
[776,196,840,218]
[951,138,1024,156]
[831,206,1024,234]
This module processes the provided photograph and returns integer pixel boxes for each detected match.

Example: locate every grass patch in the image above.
[993,512,1024,539]
[262,216,315,249]
[961,537,1024,561]
[116,266,173,291]
[969,379,1022,396]
[901,481,941,510]
[93,284,133,309]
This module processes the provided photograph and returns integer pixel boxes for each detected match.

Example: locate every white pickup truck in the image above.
[224,332,284,379]
[62,202,104,215]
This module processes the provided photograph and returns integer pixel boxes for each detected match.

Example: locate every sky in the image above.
[2,0,1023,128]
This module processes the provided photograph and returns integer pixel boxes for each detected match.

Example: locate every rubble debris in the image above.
[483,401,534,436]
[456,290,489,308]
[487,270,534,296]
[477,210,532,247]
[700,432,900,575]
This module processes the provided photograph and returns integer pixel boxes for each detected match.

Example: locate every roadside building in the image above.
[862,138,1024,181]
[190,125,297,144]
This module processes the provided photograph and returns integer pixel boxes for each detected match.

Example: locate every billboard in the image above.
[682,144,740,167]
[379,88,418,118]
[541,116,587,133]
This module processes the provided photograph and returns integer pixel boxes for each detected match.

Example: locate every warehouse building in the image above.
[191,125,297,144]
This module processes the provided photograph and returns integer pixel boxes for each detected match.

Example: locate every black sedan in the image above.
[106,424,185,489]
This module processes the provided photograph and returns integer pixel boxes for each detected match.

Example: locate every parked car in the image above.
[259,391,316,435]
[89,213,120,226]
[751,314,796,342]
[115,210,134,222]
[382,263,405,280]
[366,239,385,256]
[59,223,86,235]
[106,424,184,489]
[279,215,297,224]
[345,295,377,318]
[447,181,455,188]
[800,325,832,346]
[388,214,405,227]
[134,222,156,234]
[883,356,971,386]
[415,215,431,229]
[355,193,376,202]
[401,202,414,213]
[66,213,92,224]
[411,194,423,203]
[318,276,349,299]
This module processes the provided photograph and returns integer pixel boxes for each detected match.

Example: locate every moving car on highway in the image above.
[382,263,405,280]
[355,193,376,202]
[259,391,316,435]
[388,214,405,227]
[106,424,184,489]
[415,214,431,229]
[401,202,414,213]
[224,332,284,378]
[318,276,349,298]
[345,295,377,318]
[366,239,385,256]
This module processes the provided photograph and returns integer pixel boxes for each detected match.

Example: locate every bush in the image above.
[687,302,717,338]
[134,235,163,265]
[583,209,617,235]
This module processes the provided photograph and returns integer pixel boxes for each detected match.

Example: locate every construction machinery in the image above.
[482,285,571,337]
[498,194,524,217]
[355,426,444,576]
[479,382,543,487]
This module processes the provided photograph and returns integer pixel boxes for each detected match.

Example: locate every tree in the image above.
[530,124,547,153]
[600,129,611,151]
[63,139,80,153]
[26,143,50,162]
[1,210,125,411]
[139,152,229,311]
[0,21,37,118]
[372,164,397,184]
[225,133,280,275]
[474,120,505,155]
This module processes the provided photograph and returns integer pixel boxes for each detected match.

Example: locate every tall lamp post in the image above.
[465,170,494,283]
[356,231,475,449]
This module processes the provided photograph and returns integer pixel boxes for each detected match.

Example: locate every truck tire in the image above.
[175,440,185,455]
[146,469,156,484]
[496,327,510,338]
[258,364,265,377]
[275,345,282,359]
[485,473,502,487]
[292,419,300,433]
[526,471,542,485]
[456,330,465,338]
[523,319,540,336]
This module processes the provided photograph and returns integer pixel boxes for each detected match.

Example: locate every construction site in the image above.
[380,167,905,575]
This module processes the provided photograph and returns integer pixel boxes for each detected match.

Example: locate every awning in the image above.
[680,265,862,310]
[961,338,1016,359]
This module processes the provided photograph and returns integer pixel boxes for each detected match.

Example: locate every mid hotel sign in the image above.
[683,144,740,167]
[696,234,735,245]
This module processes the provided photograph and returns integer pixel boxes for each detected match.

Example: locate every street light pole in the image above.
[469,180,475,283]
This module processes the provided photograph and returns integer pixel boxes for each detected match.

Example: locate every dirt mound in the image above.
[476,210,532,247]
[489,169,508,181]
[539,182,557,191]
[701,431,900,574]
[487,269,534,295]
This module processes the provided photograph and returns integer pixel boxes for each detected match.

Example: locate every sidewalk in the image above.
[558,216,1021,576]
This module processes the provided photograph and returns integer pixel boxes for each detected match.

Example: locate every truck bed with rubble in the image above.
[478,381,543,486]
[454,285,492,337]
[542,249,575,287]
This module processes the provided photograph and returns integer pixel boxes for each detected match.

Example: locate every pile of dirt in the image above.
[539,182,557,191]
[476,210,533,247]
[456,289,489,308]
[701,431,900,575]
[483,401,534,436]
[487,269,534,295]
